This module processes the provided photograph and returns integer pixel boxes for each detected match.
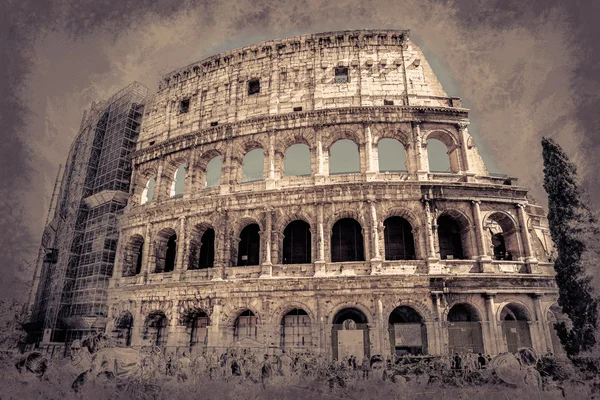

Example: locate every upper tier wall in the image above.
[140,30,453,146]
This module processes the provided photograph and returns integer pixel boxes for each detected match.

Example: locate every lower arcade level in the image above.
[75,275,566,361]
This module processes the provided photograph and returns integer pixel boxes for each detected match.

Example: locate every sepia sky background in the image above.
[1,0,600,302]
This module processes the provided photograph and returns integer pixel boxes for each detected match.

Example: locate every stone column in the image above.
[457,122,473,176]
[472,201,491,266]
[173,216,187,279]
[213,210,227,281]
[364,124,376,179]
[369,201,383,275]
[266,132,276,190]
[431,293,444,355]
[531,294,549,353]
[183,147,196,200]
[154,162,165,201]
[315,128,325,184]
[314,202,326,276]
[516,204,538,266]
[220,141,232,195]
[142,223,154,282]
[412,120,428,181]
[260,208,273,278]
[484,293,500,355]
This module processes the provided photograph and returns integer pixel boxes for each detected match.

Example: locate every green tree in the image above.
[542,137,599,356]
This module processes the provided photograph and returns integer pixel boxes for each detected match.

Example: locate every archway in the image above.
[281,309,312,351]
[234,310,258,341]
[437,215,466,260]
[378,138,407,172]
[331,218,364,262]
[331,308,369,361]
[123,235,144,277]
[170,164,186,197]
[154,229,177,273]
[447,303,484,354]
[388,306,426,356]
[113,311,133,347]
[427,138,451,172]
[384,217,416,260]
[141,177,156,205]
[144,312,168,347]
[205,156,222,188]
[330,139,360,175]
[484,212,521,260]
[242,149,264,182]
[283,220,311,264]
[183,310,210,349]
[284,144,311,176]
[500,303,532,353]
[237,224,260,266]
[547,304,568,357]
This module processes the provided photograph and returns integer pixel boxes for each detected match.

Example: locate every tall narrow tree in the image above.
[542,137,599,356]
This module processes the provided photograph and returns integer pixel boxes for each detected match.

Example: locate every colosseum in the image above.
[29,29,564,361]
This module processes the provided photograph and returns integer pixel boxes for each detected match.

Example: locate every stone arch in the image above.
[180,308,211,348]
[188,222,216,270]
[196,147,224,189]
[386,299,436,323]
[483,211,522,260]
[163,154,189,199]
[325,208,369,262]
[326,301,374,325]
[143,310,169,347]
[122,234,145,277]
[436,208,474,260]
[328,303,372,361]
[388,305,428,356]
[221,304,262,327]
[445,302,485,354]
[321,125,364,150]
[377,137,408,173]
[135,166,158,205]
[232,136,268,184]
[112,311,134,347]
[153,227,178,273]
[424,129,461,173]
[498,301,533,353]
[370,123,411,146]
[270,301,316,327]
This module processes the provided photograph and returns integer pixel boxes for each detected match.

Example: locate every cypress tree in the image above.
[542,137,599,356]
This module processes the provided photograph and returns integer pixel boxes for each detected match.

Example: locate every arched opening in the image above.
[113,311,133,347]
[388,306,426,356]
[284,144,311,176]
[427,138,451,172]
[205,156,222,188]
[237,224,260,266]
[184,310,210,349]
[484,212,521,260]
[141,177,156,205]
[378,138,407,172]
[154,229,177,273]
[500,303,532,353]
[447,304,484,354]
[123,235,144,277]
[144,312,168,347]
[234,310,257,341]
[331,218,364,262]
[437,215,466,260]
[170,164,186,197]
[330,139,360,175]
[242,149,264,182]
[283,220,311,264]
[332,308,370,361]
[281,309,311,351]
[384,217,416,260]
[188,225,215,270]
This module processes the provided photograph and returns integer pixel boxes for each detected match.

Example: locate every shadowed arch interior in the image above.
[144,312,168,347]
[154,229,177,273]
[447,303,483,354]
[388,306,426,356]
[183,310,210,348]
[123,235,144,277]
[331,218,364,262]
[485,212,521,260]
[283,220,311,264]
[500,303,532,353]
[332,307,370,361]
[237,224,260,266]
[437,215,465,260]
[234,310,257,341]
[384,216,415,260]
[281,308,311,350]
[114,311,133,347]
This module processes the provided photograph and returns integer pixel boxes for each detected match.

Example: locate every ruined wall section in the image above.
[138,30,454,148]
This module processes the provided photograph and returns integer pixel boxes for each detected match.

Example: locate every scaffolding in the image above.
[28,82,148,344]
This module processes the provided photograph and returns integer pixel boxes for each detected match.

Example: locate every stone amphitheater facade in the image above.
[106,30,562,360]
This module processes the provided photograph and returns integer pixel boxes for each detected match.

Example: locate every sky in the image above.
[1,0,600,302]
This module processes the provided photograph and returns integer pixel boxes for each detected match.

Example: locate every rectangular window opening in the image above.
[248,79,260,95]
[334,67,349,83]
[179,99,190,113]
[293,106,303,112]
[384,99,394,106]
[210,121,219,127]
